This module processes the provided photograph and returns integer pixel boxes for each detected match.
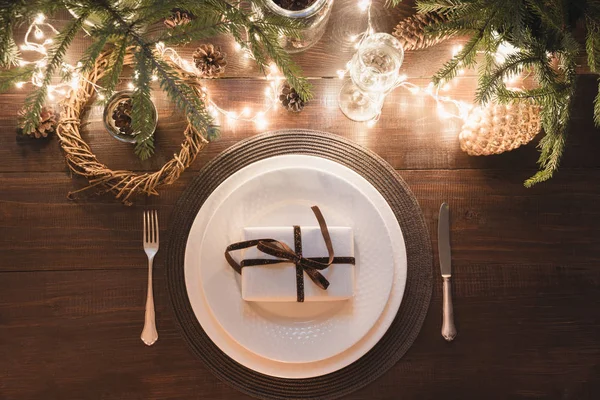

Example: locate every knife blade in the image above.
[438,203,451,277]
[438,203,456,341]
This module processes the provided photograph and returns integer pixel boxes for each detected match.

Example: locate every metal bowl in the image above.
[103,90,158,144]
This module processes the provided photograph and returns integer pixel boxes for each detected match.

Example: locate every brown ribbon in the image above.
[224,206,355,302]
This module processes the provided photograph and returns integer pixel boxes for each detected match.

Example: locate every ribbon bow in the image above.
[225,206,354,302]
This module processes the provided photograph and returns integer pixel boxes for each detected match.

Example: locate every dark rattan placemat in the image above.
[166,130,433,400]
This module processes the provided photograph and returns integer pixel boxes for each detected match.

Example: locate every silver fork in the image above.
[141,210,159,346]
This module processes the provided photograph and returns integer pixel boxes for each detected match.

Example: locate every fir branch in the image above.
[433,29,482,85]
[155,16,227,45]
[0,64,35,92]
[154,56,213,137]
[0,32,19,68]
[524,129,567,187]
[78,24,120,74]
[184,0,312,99]
[100,40,128,98]
[132,50,155,160]
[21,12,88,135]
[416,0,478,16]
[475,51,545,104]
[585,18,600,73]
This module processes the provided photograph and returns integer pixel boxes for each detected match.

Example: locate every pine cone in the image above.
[279,82,305,112]
[18,106,57,139]
[164,9,193,28]
[459,101,541,156]
[111,98,134,136]
[193,44,227,78]
[392,12,454,51]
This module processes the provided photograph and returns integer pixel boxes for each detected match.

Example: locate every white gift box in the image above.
[241,226,355,302]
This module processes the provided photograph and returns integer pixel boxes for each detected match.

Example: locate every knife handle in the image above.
[442,276,457,341]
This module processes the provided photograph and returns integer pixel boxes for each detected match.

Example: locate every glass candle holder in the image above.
[339,33,404,122]
[103,90,158,144]
[259,0,334,53]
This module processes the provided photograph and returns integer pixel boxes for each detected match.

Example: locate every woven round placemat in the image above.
[166,130,433,400]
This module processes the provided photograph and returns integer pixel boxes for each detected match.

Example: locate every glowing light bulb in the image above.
[242,107,251,116]
[459,69,465,75]
[234,42,242,51]
[349,34,358,43]
[151,75,158,81]
[34,29,44,39]
[437,104,452,119]
[366,119,376,128]
[255,117,268,130]
[127,82,135,90]
[337,70,346,79]
[358,0,371,12]
[15,82,24,89]
[408,86,419,95]
[98,94,105,100]
[35,13,45,24]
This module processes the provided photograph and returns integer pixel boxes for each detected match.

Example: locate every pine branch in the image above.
[184,0,312,99]
[585,17,600,73]
[132,50,155,160]
[97,0,215,143]
[21,11,88,135]
[100,40,128,98]
[433,29,482,85]
[386,0,404,7]
[0,27,19,68]
[154,57,213,137]
[0,64,35,92]
[78,24,120,74]
[416,0,478,16]
[155,15,227,45]
[524,130,566,187]
[475,51,546,104]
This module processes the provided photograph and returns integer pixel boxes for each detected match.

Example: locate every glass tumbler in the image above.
[338,33,404,122]
[259,0,335,53]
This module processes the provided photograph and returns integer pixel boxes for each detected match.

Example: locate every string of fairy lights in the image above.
[12,2,521,130]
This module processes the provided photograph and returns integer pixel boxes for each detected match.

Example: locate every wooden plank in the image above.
[0,262,598,399]
[1,169,600,272]
[1,75,599,174]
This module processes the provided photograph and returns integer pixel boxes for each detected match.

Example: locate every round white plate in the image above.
[198,166,394,363]
[184,155,407,378]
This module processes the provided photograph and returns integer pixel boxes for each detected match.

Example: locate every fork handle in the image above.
[442,276,457,341]
[141,257,158,346]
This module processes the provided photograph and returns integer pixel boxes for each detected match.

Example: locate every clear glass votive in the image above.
[339,33,404,122]
[103,90,158,144]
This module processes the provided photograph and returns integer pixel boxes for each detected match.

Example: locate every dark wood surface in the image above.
[1,1,600,399]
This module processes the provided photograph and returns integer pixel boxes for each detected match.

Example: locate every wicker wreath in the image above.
[57,46,209,205]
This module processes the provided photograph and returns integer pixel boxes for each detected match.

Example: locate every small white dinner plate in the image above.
[198,166,394,363]
[185,155,407,377]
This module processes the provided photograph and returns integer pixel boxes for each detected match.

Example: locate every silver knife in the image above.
[438,203,457,341]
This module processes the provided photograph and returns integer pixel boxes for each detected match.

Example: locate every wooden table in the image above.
[1,1,600,399]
